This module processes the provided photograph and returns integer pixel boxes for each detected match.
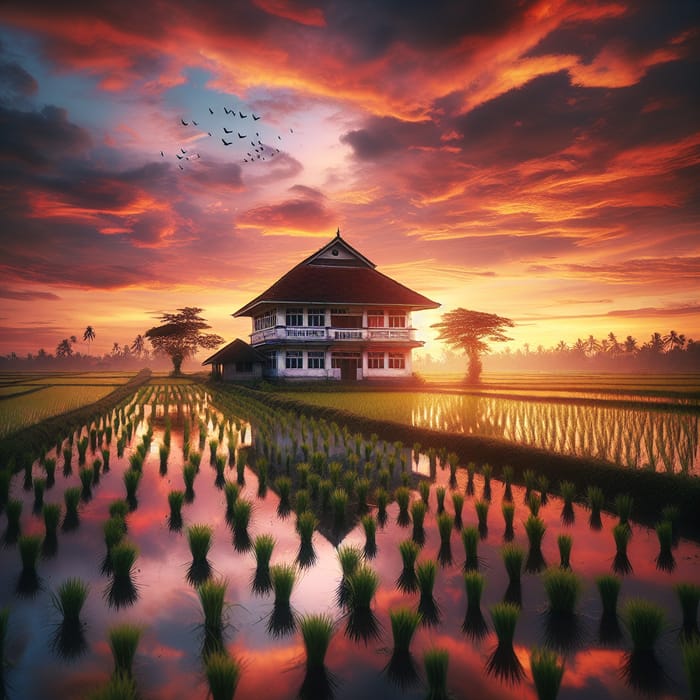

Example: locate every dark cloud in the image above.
[340,116,436,160]
[0,289,60,301]
[0,57,37,103]
[288,183,325,200]
[241,195,335,232]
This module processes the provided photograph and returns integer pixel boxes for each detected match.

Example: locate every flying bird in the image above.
[181,148,187,154]
[181,119,189,126]
[238,133,247,139]
[192,120,198,126]
[178,164,184,170]
[252,114,261,120]
[224,107,231,114]
[222,138,233,145]
[239,112,247,118]
[176,154,183,159]
[209,107,214,114]
[223,127,233,133]
[160,151,164,157]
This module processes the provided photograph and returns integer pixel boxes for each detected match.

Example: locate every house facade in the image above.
[232,232,439,380]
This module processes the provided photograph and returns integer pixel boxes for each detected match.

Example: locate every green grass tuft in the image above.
[205,652,241,700]
[18,534,42,572]
[423,647,449,700]
[52,577,89,625]
[187,523,213,564]
[198,578,227,640]
[347,565,379,612]
[622,599,665,653]
[542,567,582,616]
[389,607,421,655]
[108,623,142,676]
[530,647,565,700]
[596,574,621,617]
[490,602,520,646]
[502,544,525,584]
[270,563,297,606]
[299,613,334,671]
[461,526,479,571]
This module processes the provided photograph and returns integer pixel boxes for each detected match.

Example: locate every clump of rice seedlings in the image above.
[396,539,420,593]
[251,534,275,595]
[294,489,310,518]
[204,651,240,700]
[502,502,515,541]
[223,481,240,526]
[375,487,389,525]
[675,583,700,639]
[355,477,370,513]
[461,526,479,571]
[424,647,450,700]
[42,502,61,557]
[52,577,89,627]
[128,451,144,472]
[446,451,459,484]
[331,488,348,532]
[63,487,81,531]
[524,515,547,573]
[542,568,582,617]
[346,565,381,643]
[275,476,292,516]
[623,599,665,654]
[416,559,440,628]
[123,469,141,509]
[523,469,536,498]
[231,499,253,552]
[198,578,227,653]
[183,463,197,501]
[33,477,46,512]
[101,449,110,471]
[391,487,409,526]
[418,480,430,507]
[336,545,363,608]
[436,512,453,567]
[189,450,202,471]
[481,463,493,500]
[62,447,73,475]
[661,505,680,541]
[681,639,700,700]
[537,475,549,504]
[463,572,488,640]
[109,499,129,523]
[475,499,489,538]
[101,516,126,574]
[597,574,621,618]
[167,490,185,531]
[300,612,334,671]
[615,493,633,526]
[80,467,93,499]
[318,479,332,513]
[4,498,22,542]
[612,523,633,575]
[501,465,514,502]
[451,492,464,530]
[411,499,427,544]
[386,607,421,689]
[106,541,138,608]
[296,511,318,568]
[18,533,42,573]
[116,436,126,459]
[307,472,321,500]
[655,520,675,572]
[530,647,565,700]
[435,486,446,514]
[559,481,576,524]
[209,438,219,465]
[362,514,377,559]
[235,450,246,485]
[86,672,137,700]
[527,491,541,517]
[77,436,89,465]
[268,563,297,637]
[557,534,572,569]
[466,461,476,495]
[256,460,268,497]
[92,458,102,485]
[487,602,524,683]
[43,457,56,487]
[159,444,169,475]
[187,523,213,566]
[502,544,525,587]
[108,623,142,677]
[586,486,604,529]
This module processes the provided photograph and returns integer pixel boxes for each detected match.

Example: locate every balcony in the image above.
[251,326,415,345]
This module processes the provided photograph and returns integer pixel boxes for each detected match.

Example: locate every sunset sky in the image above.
[0,1,698,361]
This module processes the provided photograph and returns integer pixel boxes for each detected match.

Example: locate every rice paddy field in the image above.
[0,373,134,439]
[1,378,699,699]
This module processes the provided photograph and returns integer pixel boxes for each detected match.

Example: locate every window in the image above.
[286,308,303,327]
[264,351,277,370]
[367,311,384,328]
[285,351,303,369]
[254,309,276,331]
[307,351,325,369]
[388,312,406,328]
[308,308,325,327]
[388,353,405,369]
[236,362,253,373]
[367,352,384,369]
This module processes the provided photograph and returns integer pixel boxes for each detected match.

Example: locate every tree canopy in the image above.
[431,308,514,383]
[145,307,223,375]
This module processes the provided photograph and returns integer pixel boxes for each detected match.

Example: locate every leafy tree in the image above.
[56,338,74,357]
[131,334,145,358]
[431,308,513,383]
[145,307,223,375]
[83,325,96,355]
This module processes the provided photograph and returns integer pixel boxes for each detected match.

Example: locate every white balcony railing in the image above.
[251,326,415,345]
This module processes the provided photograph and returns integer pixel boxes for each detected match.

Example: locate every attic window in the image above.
[332,248,339,256]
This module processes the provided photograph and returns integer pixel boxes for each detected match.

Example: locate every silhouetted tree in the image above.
[145,307,223,375]
[83,325,95,355]
[56,337,75,357]
[431,308,513,383]
[131,334,145,358]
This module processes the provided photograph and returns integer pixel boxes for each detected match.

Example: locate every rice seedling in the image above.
[362,514,377,558]
[297,511,318,568]
[101,516,126,573]
[336,544,363,607]
[451,492,464,530]
[92,457,102,484]
[537,475,549,504]
[527,491,541,517]
[461,525,479,571]
[86,672,137,700]
[523,469,536,498]
[189,449,203,471]
[18,533,42,573]
[615,493,633,526]
[4,497,22,542]
[586,485,604,529]
[502,465,514,502]
[375,487,389,524]
[198,578,227,652]
[300,613,334,671]
[487,602,524,683]
[106,541,138,608]
[418,480,430,507]
[435,486,446,514]
[463,571,488,640]
[42,502,61,554]
[63,487,81,530]
[424,647,450,700]
[481,463,493,500]
[63,447,73,475]
[558,481,575,524]
[437,512,453,566]
[33,477,46,512]
[475,499,489,538]
[502,543,525,586]
[52,577,89,627]
[204,651,240,700]
[275,476,292,516]
[355,477,370,513]
[43,457,56,487]
[411,499,427,543]
[622,599,665,654]
[466,462,476,495]
[167,490,184,531]
[123,469,141,508]
[557,534,572,569]
[612,523,633,575]
[79,467,93,499]
[251,533,275,594]
[159,444,169,474]
[318,479,332,513]
[236,450,246,485]
[108,623,142,677]
[502,501,515,541]
[681,639,700,700]
[661,504,681,541]
[416,559,440,628]
[655,520,675,572]
[530,647,565,700]
[389,606,421,655]
[268,563,297,637]
[209,438,219,465]
[346,565,381,643]
[128,451,143,471]
[542,568,582,616]
[183,463,197,500]
[231,498,252,551]
[109,499,129,523]
[187,523,213,564]
[675,583,700,639]
[524,515,547,573]
[330,488,348,532]
[395,538,420,594]
[294,489,310,517]
[77,436,88,465]
[596,574,621,618]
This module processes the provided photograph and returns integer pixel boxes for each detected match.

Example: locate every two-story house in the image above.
[230,231,439,380]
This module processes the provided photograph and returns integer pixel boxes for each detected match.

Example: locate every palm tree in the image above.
[572,338,586,357]
[585,335,601,357]
[623,335,638,354]
[83,326,96,355]
[111,342,121,357]
[606,332,622,358]
[555,340,568,354]
[646,332,664,354]
[131,334,145,358]
[56,338,74,357]
[663,330,685,352]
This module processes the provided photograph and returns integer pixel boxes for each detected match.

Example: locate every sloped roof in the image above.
[202,338,265,365]
[233,233,439,316]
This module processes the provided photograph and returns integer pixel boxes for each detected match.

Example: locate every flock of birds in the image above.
[160,106,295,171]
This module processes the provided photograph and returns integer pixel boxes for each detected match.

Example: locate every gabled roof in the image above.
[233,232,439,316]
[202,338,265,365]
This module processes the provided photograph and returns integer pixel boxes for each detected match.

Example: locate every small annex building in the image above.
[223,230,439,381]
[202,338,265,381]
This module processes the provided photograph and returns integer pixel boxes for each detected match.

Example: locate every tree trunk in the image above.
[466,350,482,384]
[172,354,183,376]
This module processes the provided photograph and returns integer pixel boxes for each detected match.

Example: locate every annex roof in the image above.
[233,231,439,317]
[202,338,265,365]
